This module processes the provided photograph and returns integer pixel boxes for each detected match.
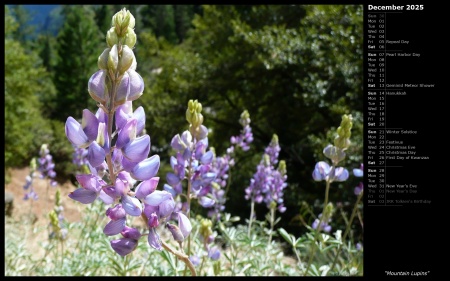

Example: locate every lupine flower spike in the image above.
[64,10,194,274]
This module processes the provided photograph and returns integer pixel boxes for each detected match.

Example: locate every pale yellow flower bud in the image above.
[123,28,136,48]
[108,45,119,73]
[98,48,110,70]
[106,27,118,48]
[118,45,134,74]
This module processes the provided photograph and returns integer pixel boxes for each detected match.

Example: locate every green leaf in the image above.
[278,228,295,246]
[160,250,177,273]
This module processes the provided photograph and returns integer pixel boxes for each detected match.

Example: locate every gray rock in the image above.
[5,191,14,217]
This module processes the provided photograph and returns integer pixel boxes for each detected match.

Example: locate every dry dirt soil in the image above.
[4,167,88,258]
[5,167,84,224]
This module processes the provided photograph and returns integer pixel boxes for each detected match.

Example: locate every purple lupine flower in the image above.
[323,144,346,165]
[245,154,273,204]
[177,211,192,238]
[312,214,332,233]
[72,146,89,169]
[208,246,221,261]
[24,146,57,201]
[354,182,364,196]
[115,101,146,136]
[130,155,160,181]
[353,163,364,196]
[24,189,38,201]
[264,134,281,166]
[110,226,142,256]
[166,129,216,213]
[356,242,363,251]
[166,222,185,243]
[245,134,287,215]
[245,137,279,202]
[135,177,159,200]
[144,190,176,219]
[143,191,192,251]
[312,161,349,182]
[61,8,203,257]
[65,109,99,149]
[353,163,363,178]
[103,204,127,236]
[230,110,253,152]
[164,100,221,219]
[207,185,226,219]
[190,255,201,266]
[264,161,288,213]
[69,173,109,204]
[23,173,38,201]
[103,177,143,217]
[38,144,57,187]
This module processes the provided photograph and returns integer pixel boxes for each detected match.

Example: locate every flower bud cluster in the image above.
[48,188,67,241]
[190,217,221,264]
[334,114,353,151]
[312,114,353,183]
[230,110,253,152]
[89,8,143,110]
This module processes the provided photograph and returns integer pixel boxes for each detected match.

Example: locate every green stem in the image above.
[29,199,34,225]
[230,243,236,276]
[105,110,116,184]
[29,242,53,272]
[268,206,275,244]
[198,255,206,276]
[293,246,303,270]
[224,166,232,201]
[139,252,152,276]
[123,254,129,276]
[161,240,197,276]
[304,179,331,276]
[75,202,101,252]
[60,239,64,270]
[183,139,194,276]
[104,63,120,187]
[248,200,255,237]
[329,191,363,272]
[46,179,49,217]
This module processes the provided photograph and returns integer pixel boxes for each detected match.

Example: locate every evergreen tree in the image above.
[44,5,64,36]
[173,5,194,43]
[52,5,103,120]
[94,5,115,34]
[5,6,56,168]
[37,33,56,72]
[9,5,37,44]
[140,5,178,44]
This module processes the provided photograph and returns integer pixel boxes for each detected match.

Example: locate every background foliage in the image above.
[4,4,363,239]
